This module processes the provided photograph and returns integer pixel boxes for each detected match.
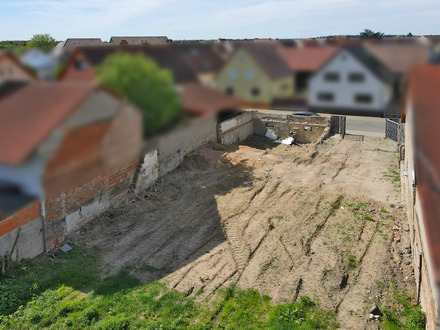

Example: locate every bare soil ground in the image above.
[74,134,414,329]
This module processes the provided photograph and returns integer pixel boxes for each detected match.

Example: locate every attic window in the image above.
[349,72,365,82]
[245,69,255,80]
[74,59,88,71]
[324,72,339,82]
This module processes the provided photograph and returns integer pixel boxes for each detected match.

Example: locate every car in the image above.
[291,111,320,117]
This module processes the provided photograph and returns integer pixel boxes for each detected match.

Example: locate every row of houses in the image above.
[214,41,433,116]
[10,36,438,117]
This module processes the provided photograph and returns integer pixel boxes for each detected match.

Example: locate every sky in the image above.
[0,0,439,41]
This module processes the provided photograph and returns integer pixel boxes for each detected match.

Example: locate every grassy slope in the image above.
[0,246,424,329]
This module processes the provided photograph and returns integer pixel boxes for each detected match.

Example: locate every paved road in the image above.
[345,116,385,137]
[246,108,386,138]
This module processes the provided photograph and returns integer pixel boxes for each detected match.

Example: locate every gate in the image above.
[386,119,399,142]
[330,115,346,138]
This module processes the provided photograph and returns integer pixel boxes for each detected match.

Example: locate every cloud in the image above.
[0,0,439,40]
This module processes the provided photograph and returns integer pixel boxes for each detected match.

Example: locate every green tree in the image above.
[359,29,384,40]
[96,52,180,135]
[27,34,58,50]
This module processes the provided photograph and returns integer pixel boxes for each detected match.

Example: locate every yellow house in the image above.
[214,43,294,107]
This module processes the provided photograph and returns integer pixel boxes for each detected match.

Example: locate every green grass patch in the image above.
[0,247,339,329]
[364,215,376,222]
[380,279,426,329]
[383,169,400,183]
[348,254,357,269]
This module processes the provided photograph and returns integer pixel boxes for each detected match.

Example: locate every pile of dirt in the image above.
[73,134,414,328]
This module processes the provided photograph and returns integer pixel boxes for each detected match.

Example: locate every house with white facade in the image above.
[308,46,395,116]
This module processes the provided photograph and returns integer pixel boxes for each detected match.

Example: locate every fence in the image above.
[386,118,399,142]
[330,115,346,138]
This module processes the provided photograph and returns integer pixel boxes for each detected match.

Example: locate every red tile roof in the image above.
[365,43,429,74]
[180,82,242,115]
[276,45,339,72]
[408,65,440,282]
[0,82,98,165]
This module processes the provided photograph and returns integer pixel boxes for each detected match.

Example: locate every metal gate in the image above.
[386,119,399,142]
[330,115,346,138]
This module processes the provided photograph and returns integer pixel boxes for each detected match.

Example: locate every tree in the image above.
[27,34,57,50]
[407,32,413,37]
[96,52,180,135]
[359,29,384,40]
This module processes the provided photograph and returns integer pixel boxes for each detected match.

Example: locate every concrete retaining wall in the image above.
[157,115,217,176]
[217,112,254,145]
[259,114,331,144]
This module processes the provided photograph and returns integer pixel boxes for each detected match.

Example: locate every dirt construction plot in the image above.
[75,134,413,329]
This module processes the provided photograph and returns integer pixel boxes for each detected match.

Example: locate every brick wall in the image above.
[0,202,41,237]
[43,157,139,250]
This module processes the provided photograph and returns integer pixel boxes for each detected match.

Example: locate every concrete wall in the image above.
[218,112,254,145]
[134,150,159,195]
[259,114,330,144]
[157,115,217,176]
[0,202,44,261]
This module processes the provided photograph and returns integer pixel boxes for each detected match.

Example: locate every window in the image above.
[317,92,334,102]
[250,87,260,97]
[202,61,211,70]
[245,69,254,80]
[349,72,364,82]
[229,69,238,80]
[355,94,373,104]
[324,72,339,82]
[74,59,88,71]
[225,87,234,95]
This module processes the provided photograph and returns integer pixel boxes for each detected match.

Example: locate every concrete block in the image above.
[135,150,159,194]
[65,190,110,233]
[0,217,44,260]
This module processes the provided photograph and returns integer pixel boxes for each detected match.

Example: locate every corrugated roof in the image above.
[0,82,98,165]
[408,64,440,282]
